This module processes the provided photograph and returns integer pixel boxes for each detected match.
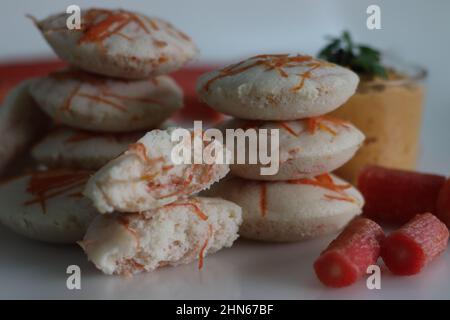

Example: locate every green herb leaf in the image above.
[318,31,388,79]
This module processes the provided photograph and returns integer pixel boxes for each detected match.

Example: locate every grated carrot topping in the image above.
[177,30,191,41]
[78,10,149,44]
[128,142,153,163]
[123,259,145,272]
[151,168,195,200]
[324,194,356,203]
[288,173,356,203]
[203,54,331,92]
[278,121,299,137]
[198,224,213,269]
[288,173,351,193]
[58,83,81,118]
[127,12,150,34]
[53,69,166,115]
[160,20,191,41]
[153,39,167,48]
[79,11,130,44]
[204,60,265,91]
[158,55,169,64]
[23,170,90,213]
[162,165,174,172]
[147,18,160,31]
[115,32,132,41]
[164,201,211,269]
[307,116,351,136]
[318,123,337,136]
[290,62,321,92]
[100,91,164,106]
[165,202,208,221]
[140,172,158,181]
[76,93,127,111]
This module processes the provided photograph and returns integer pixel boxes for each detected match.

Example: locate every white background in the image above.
[0,0,449,173]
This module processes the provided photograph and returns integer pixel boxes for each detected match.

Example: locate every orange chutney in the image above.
[330,70,426,184]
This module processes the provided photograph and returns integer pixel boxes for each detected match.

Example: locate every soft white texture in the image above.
[203,174,364,242]
[0,170,97,243]
[219,117,365,180]
[197,54,359,120]
[84,128,230,213]
[34,8,199,79]
[32,127,143,170]
[29,70,183,132]
[81,196,242,275]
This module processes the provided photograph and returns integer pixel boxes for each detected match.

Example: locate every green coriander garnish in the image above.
[318,31,388,79]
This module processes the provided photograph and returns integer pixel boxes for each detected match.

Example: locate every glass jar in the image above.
[330,58,427,184]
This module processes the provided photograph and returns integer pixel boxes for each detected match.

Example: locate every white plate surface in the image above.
[1,221,450,300]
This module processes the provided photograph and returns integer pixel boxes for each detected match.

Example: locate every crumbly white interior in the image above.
[81,197,242,275]
[84,128,230,213]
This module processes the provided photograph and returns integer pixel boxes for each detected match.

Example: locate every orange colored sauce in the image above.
[330,80,424,184]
